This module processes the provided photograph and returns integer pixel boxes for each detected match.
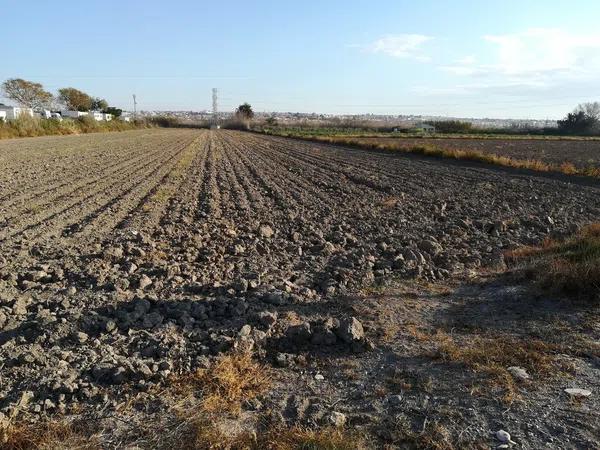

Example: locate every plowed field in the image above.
[341,135,600,168]
[1,129,599,448]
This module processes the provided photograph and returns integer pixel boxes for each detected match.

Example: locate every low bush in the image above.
[222,118,250,130]
[148,115,181,128]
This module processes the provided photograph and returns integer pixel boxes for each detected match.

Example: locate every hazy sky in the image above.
[2,0,600,118]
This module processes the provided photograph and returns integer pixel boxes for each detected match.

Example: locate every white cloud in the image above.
[442,28,600,82]
[366,34,433,61]
[483,28,600,76]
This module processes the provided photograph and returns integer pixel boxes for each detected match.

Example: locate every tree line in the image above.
[557,102,600,135]
[1,78,122,117]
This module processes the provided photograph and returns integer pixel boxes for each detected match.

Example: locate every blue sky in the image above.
[2,0,600,118]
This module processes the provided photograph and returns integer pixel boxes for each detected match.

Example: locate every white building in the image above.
[0,110,6,121]
[415,123,436,134]
[103,113,113,121]
[0,104,34,120]
[36,109,52,119]
[121,114,131,122]
[89,111,104,121]
[61,110,89,119]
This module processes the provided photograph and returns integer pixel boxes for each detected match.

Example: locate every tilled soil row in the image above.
[0,130,182,202]
[0,130,200,243]
[0,130,599,445]
[345,135,600,169]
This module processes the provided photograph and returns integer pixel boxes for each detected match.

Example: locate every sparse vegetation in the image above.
[0,114,149,139]
[174,351,271,414]
[433,331,565,403]
[0,419,101,450]
[2,414,364,450]
[506,223,600,302]
[186,422,365,450]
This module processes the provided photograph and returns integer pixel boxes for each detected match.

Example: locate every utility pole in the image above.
[212,88,218,126]
[133,94,137,120]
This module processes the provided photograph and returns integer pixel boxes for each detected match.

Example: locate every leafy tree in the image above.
[103,106,122,117]
[265,115,278,126]
[235,103,254,120]
[234,103,254,129]
[58,88,94,111]
[91,98,109,111]
[1,78,53,109]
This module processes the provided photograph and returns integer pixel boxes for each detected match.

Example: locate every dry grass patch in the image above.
[432,331,569,403]
[380,196,401,209]
[505,223,600,302]
[383,417,486,450]
[2,414,364,450]
[184,419,366,450]
[385,368,434,394]
[174,352,271,415]
[0,420,100,450]
[254,426,366,450]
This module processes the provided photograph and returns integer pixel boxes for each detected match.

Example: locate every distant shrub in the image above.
[428,120,474,134]
[77,115,101,133]
[149,116,180,128]
[221,118,249,130]
[11,114,42,137]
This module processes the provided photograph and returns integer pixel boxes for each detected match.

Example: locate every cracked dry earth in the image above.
[0,129,598,448]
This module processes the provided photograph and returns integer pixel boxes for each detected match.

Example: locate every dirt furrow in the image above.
[219,133,318,211]
[69,133,205,240]
[0,130,178,201]
[233,133,392,206]
[1,136,192,242]
[0,139,174,220]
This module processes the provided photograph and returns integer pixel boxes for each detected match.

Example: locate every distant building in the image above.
[62,110,89,119]
[0,104,34,120]
[121,113,131,122]
[89,111,104,121]
[415,123,436,134]
[0,110,6,121]
[36,109,52,119]
[103,113,113,121]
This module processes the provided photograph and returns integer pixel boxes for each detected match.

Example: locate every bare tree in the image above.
[575,102,600,121]
[1,78,53,109]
